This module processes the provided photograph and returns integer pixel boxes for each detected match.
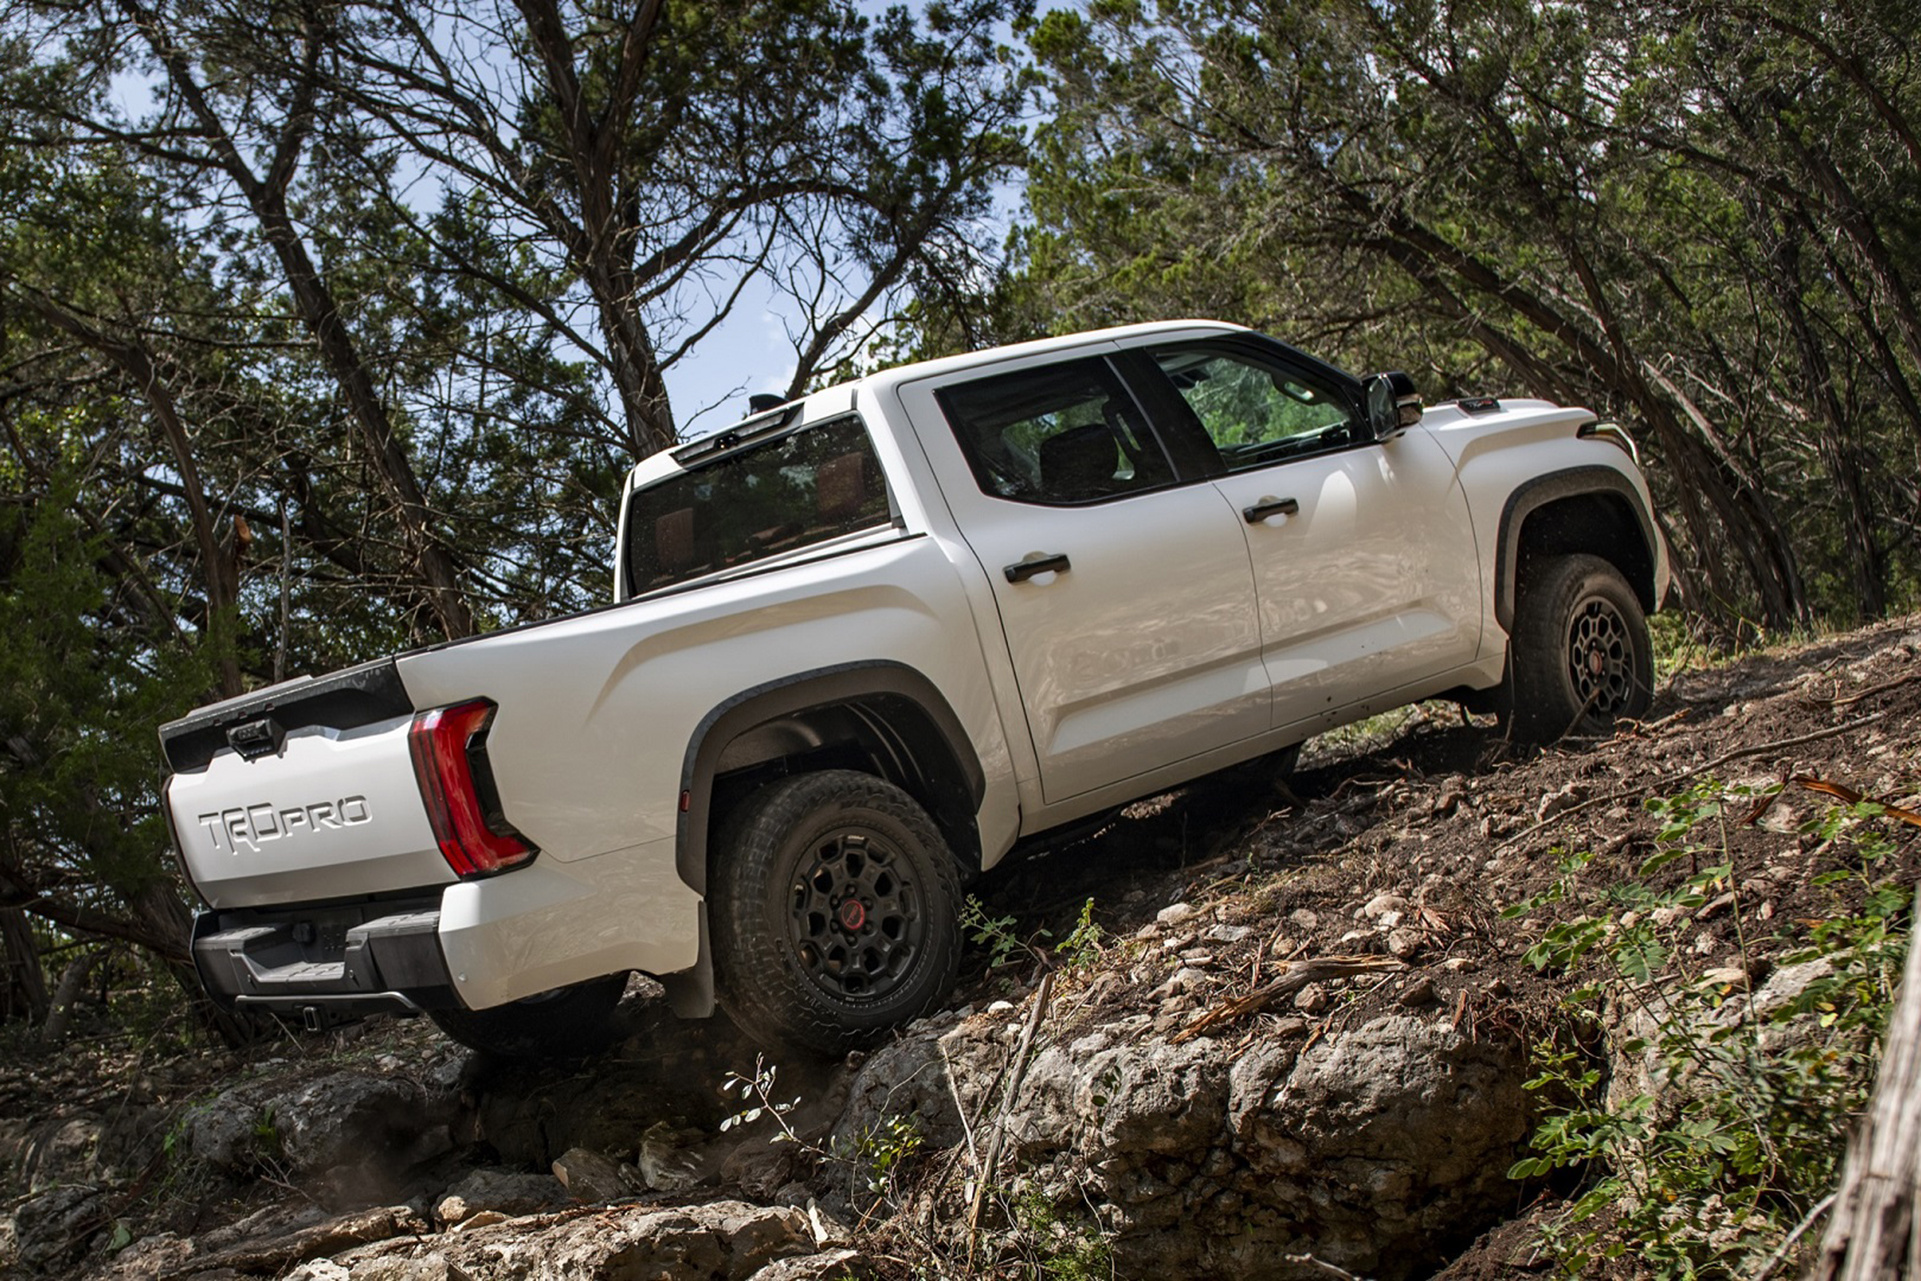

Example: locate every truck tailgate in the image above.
[162,661,457,908]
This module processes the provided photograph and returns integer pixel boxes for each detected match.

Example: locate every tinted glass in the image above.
[936,357,1172,504]
[625,416,892,594]
[1153,348,1356,471]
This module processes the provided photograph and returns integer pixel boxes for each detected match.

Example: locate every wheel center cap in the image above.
[838,899,867,932]
[1587,647,1604,676]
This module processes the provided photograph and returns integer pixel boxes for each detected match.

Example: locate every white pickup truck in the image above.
[160,320,1667,1056]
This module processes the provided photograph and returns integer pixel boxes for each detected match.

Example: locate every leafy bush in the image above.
[1507,779,1909,1277]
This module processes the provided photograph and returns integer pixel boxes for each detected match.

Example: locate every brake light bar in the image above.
[407,699,537,877]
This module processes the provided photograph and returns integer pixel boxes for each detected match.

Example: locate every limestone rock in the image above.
[551,1146,636,1202]
[638,1121,711,1192]
[295,1200,812,1280]
[747,1245,870,1280]
[184,1071,449,1183]
[12,1184,105,1272]
[433,1167,566,1225]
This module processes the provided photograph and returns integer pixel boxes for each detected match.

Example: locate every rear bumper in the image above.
[191,896,459,1025]
[191,841,706,1024]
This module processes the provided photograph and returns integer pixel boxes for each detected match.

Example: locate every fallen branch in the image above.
[1792,775,1921,829]
[967,970,1055,1251]
[1831,669,1921,707]
[1749,1189,1836,1281]
[1496,711,1887,853]
[1172,955,1405,1044]
[1283,1251,1366,1280]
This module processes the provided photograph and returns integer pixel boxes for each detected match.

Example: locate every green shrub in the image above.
[1507,779,1909,1277]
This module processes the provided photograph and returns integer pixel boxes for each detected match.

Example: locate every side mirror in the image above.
[1362,371,1423,439]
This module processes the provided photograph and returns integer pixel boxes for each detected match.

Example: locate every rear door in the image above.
[897,349,1268,805]
[1121,336,1482,731]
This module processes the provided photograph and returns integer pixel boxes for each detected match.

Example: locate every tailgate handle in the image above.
[227,717,286,761]
[1243,497,1300,524]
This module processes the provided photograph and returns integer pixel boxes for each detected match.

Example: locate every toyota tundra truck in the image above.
[159,320,1668,1056]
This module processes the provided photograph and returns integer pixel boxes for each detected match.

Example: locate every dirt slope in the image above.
[971,614,1921,1052]
[2,614,1917,1278]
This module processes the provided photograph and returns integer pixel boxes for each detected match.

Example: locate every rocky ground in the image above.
[3,615,1919,1280]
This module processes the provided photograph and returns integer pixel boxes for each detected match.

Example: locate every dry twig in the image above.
[1172,955,1404,1044]
[966,971,1056,1255]
[1496,711,1887,853]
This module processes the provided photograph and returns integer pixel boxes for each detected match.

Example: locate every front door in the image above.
[1128,338,1482,732]
[897,351,1269,804]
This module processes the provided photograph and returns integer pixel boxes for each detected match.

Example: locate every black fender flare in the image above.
[1493,465,1659,634]
[673,660,986,899]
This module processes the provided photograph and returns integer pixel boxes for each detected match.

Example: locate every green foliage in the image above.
[1013,1188,1115,1281]
[850,1112,924,1201]
[719,1056,803,1141]
[1054,898,1106,973]
[964,895,1106,973]
[0,481,224,910]
[966,0,1921,634]
[964,895,1031,971]
[1507,780,1908,1277]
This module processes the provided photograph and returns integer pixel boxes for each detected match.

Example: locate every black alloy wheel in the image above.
[1565,593,1639,717]
[786,825,927,1005]
[712,769,962,1054]
[1507,552,1653,744]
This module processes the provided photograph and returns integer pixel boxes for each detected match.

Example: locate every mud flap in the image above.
[658,902,716,1018]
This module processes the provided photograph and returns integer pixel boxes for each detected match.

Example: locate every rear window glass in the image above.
[624,416,893,595]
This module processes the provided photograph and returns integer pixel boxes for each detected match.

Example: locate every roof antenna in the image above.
[747,393,786,413]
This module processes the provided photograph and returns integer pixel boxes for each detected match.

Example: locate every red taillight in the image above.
[408,699,537,877]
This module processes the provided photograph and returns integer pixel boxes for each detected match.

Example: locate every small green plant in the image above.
[251,1105,285,1159]
[964,895,1106,974]
[723,1056,926,1217]
[964,896,1029,970]
[719,1056,802,1143]
[1054,898,1105,972]
[1506,779,1908,1277]
[852,1113,923,1200]
[1013,1188,1115,1280]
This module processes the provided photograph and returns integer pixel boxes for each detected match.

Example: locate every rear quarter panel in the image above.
[400,536,1013,860]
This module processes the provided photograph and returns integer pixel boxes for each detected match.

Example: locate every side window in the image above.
[1152,347,1356,471]
[936,357,1173,504]
[624,416,892,594]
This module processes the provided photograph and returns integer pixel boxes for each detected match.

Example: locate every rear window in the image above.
[624,416,894,595]
[934,356,1172,504]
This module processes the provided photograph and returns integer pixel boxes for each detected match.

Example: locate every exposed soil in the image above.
[971,613,1921,1047]
[4,613,1918,1278]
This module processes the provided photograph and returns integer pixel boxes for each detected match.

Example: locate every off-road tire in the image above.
[711,770,962,1056]
[428,974,626,1059]
[1507,553,1653,745]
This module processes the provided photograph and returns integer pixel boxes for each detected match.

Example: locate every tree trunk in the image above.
[0,908,49,1024]
[122,0,474,641]
[1810,884,1921,1277]
[35,947,106,1050]
[1760,220,1885,619]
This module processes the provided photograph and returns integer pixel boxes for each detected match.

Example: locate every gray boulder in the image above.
[830,1007,1530,1280]
[285,1199,814,1280]
[184,1070,451,1187]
